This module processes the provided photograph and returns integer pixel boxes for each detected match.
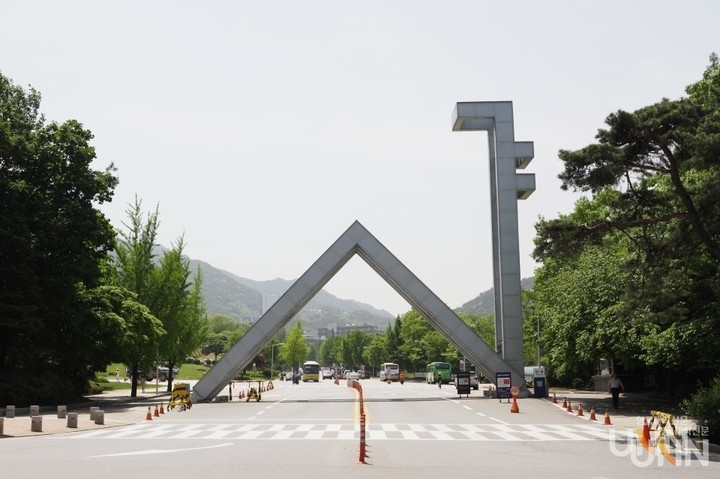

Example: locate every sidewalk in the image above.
[0,386,171,438]
[546,387,719,455]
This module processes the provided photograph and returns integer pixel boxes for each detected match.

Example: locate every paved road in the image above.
[1,380,718,479]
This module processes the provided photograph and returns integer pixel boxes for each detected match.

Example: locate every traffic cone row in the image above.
[553,395,612,426]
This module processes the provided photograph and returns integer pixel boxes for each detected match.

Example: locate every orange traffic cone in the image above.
[552,393,557,404]
[566,400,573,413]
[153,404,159,417]
[562,397,567,408]
[160,403,165,415]
[577,404,584,417]
[510,397,520,413]
[145,406,152,421]
[589,407,597,421]
[603,409,612,425]
[641,418,651,445]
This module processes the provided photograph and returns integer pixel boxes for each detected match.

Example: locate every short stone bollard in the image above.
[57,405,67,419]
[0,417,4,435]
[31,415,42,432]
[66,412,78,428]
[94,410,105,425]
[5,405,15,418]
[30,405,40,416]
[89,406,99,420]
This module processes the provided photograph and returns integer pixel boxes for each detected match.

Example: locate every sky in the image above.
[2,1,718,316]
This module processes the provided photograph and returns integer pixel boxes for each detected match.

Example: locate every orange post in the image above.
[641,418,651,446]
[358,412,367,464]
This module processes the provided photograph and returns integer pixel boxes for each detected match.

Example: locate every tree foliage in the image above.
[531,54,720,386]
[279,322,309,371]
[112,198,208,395]
[0,72,119,404]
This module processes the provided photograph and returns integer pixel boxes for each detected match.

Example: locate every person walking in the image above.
[437,372,443,389]
[608,373,624,409]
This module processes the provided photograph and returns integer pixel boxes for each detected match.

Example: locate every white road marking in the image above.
[87,442,233,458]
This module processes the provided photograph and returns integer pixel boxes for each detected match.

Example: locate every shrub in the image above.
[572,377,585,390]
[681,376,720,443]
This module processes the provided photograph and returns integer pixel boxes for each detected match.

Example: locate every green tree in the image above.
[341,330,371,370]
[150,237,208,391]
[317,335,342,366]
[532,54,720,386]
[363,335,388,376]
[280,322,309,372]
[113,198,163,394]
[0,72,118,404]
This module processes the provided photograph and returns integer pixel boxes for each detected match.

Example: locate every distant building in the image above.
[335,323,380,336]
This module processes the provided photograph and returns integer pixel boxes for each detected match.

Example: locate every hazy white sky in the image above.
[2,1,717,316]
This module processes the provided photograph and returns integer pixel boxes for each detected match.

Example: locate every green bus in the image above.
[426,362,452,384]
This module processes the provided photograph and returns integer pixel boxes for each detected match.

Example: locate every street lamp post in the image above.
[271,342,284,381]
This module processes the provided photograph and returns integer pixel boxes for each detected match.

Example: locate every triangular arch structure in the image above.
[192,220,523,402]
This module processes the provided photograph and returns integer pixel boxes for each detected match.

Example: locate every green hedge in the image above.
[682,375,720,443]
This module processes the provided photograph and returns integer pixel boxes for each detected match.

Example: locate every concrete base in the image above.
[57,405,67,419]
[31,416,42,432]
[94,410,104,425]
[67,412,78,428]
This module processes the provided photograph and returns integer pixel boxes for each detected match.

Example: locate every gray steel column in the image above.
[452,101,535,380]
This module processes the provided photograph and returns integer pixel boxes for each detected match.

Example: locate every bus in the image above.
[302,360,321,382]
[426,362,452,384]
[379,362,400,381]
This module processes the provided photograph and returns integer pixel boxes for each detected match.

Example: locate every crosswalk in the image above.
[66,422,628,442]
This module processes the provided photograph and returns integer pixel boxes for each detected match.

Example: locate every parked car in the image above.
[346,371,361,380]
[127,365,179,382]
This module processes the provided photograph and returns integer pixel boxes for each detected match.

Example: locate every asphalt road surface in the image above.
[1,379,718,479]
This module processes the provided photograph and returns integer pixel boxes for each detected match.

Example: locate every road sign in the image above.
[511,386,520,398]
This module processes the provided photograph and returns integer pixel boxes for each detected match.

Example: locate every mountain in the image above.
[189,256,534,335]
[454,277,535,316]
[189,258,396,335]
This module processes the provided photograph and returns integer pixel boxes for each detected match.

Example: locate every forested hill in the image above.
[190,255,534,332]
[190,258,396,332]
[455,277,535,316]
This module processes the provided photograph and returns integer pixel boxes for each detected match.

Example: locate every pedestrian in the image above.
[437,372,443,388]
[141,374,147,393]
[115,368,120,380]
[608,373,624,409]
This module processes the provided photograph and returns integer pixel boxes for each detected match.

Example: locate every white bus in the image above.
[379,362,400,381]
